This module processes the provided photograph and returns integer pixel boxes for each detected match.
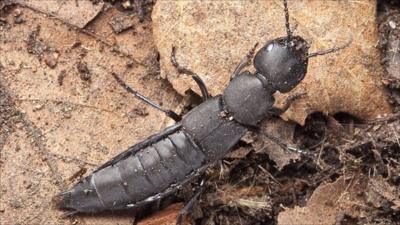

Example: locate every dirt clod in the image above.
[26,25,47,56]
[9,198,22,209]
[57,70,67,86]
[43,52,59,69]
[76,61,91,81]
[379,0,400,87]
[109,14,135,33]
[129,107,149,117]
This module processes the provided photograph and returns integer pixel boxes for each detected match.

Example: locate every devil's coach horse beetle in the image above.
[56,0,351,223]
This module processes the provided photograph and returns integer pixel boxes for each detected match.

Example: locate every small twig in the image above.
[16,98,117,115]
[234,204,244,225]
[15,1,144,67]
[367,112,400,124]
[257,165,282,186]
[391,124,400,146]
[309,126,327,149]
[335,175,355,204]
[316,144,324,168]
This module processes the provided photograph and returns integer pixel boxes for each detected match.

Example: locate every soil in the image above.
[0,1,399,225]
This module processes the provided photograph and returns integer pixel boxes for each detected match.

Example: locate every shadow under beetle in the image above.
[57,0,351,223]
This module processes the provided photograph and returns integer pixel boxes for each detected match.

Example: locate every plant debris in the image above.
[0,1,399,225]
[109,14,135,33]
[379,0,400,88]
[43,52,59,69]
[76,61,91,81]
[19,0,104,28]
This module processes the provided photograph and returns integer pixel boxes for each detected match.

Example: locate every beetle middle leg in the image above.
[112,73,182,122]
[269,92,307,117]
[176,179,205,225]
[171,46,210,101]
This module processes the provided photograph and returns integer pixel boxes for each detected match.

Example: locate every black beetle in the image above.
[56,0,351,223]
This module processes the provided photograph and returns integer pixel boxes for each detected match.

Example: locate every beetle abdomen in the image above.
[58,96,247,214]
[57,129,206,213]
[182,96,248,160]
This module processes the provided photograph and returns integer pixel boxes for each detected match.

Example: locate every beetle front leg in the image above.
[231,43,259,80]
[269,92,306,116]
[171,46,210,102]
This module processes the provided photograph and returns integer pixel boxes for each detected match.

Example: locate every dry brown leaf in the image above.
[153,0,392,125]
[277,175,367,225]
[109,14,135,34]
[379,4,400,86]
[0,5,179,225]
[137,203,183,225]
[254,118,299,169]
[17,0,104,28]
[215,185,271,209]
[204,185,272,222]
[366,176,400,211]
[0,125,64,224]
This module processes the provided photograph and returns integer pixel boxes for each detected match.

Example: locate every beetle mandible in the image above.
[57,0,351,223]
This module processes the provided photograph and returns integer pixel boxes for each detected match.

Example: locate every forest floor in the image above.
[0,1,399,225]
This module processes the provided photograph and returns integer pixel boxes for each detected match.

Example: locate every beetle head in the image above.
[253,36,310,93]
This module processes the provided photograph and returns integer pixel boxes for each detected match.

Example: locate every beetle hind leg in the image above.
[61,210,78,218]
[112,73,182,122]
[176,181,205,225]
[261,132,314,156]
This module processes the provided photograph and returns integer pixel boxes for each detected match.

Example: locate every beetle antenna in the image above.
[307,35,353,58]
[283,0,292,39]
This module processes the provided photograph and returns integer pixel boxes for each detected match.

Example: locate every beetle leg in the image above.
[112,73,182,122]
[176,180,205,225]
[261,132,312,156]
[269,92,307,116]
[61,210,78,218]
[171,46,210,102]
[231,42,259,80]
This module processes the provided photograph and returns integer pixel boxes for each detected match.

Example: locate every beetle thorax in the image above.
[223,72,275,126]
